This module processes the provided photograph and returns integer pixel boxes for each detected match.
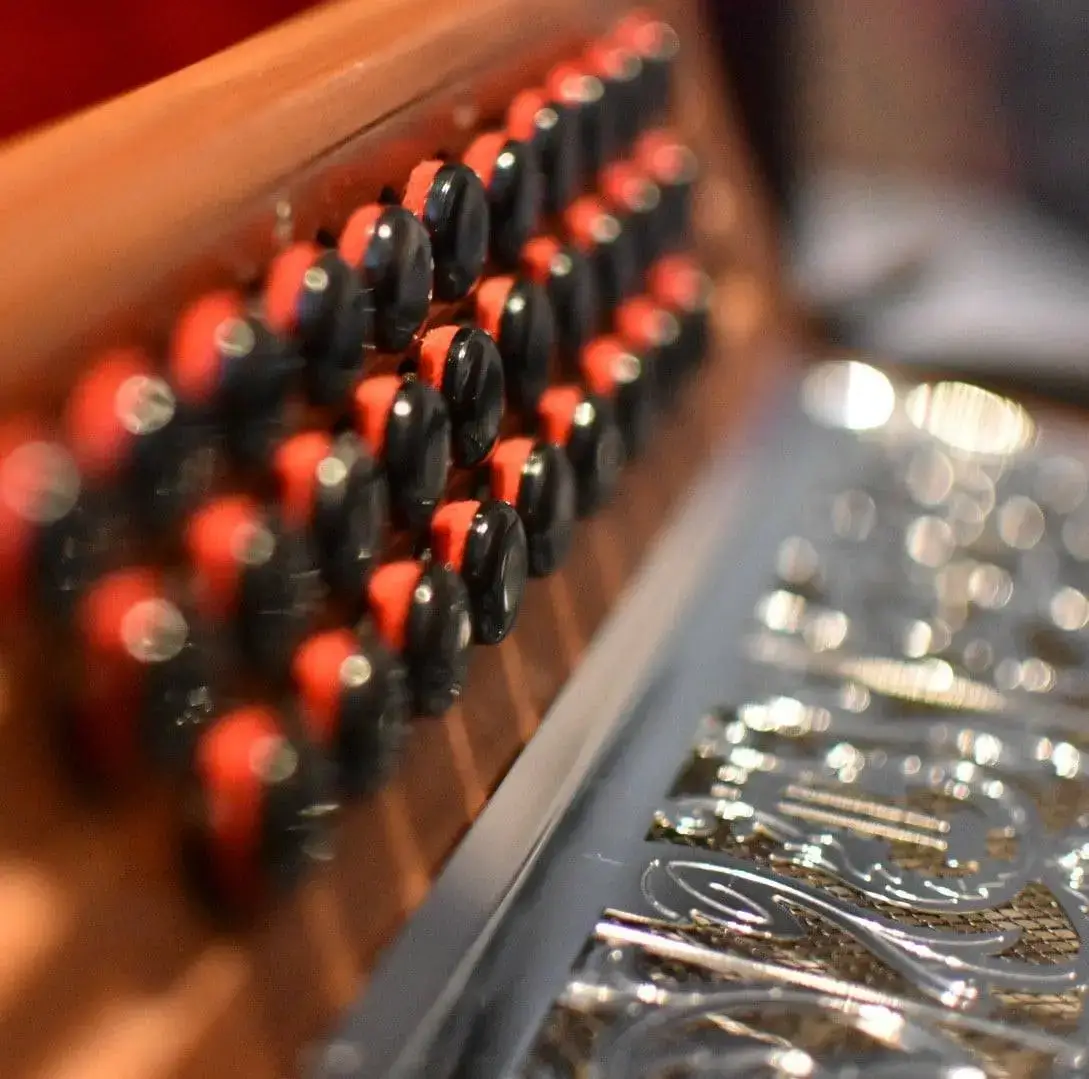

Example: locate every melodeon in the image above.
[9,3,1089,1078]
[0,2,789,1077]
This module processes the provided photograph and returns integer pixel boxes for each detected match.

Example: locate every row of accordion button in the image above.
[0,9,711,915]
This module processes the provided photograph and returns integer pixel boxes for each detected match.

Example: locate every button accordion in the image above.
[0,2,785,1077]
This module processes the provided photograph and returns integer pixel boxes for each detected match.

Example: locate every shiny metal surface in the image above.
[518,363,1089,1078]
[325,361,1089,1078]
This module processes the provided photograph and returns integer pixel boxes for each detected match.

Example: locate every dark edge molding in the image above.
[312,368,809,1079]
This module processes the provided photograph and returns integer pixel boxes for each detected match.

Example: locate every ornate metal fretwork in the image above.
[519,364,1089,1078]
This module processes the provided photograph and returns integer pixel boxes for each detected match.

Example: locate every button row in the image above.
[0,9,708,916]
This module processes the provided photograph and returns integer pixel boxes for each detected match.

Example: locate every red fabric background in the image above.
[0,2,321,142]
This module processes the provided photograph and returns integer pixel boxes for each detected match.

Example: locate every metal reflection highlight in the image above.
[801,360,897,431]
[904,381,1035,456]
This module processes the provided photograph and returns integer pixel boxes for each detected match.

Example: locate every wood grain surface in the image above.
[0,1,792,1076]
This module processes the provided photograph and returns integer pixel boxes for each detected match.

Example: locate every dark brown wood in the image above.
[0,1,793,1076]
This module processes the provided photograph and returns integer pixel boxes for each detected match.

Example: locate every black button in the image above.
[680,302,710,371]
[638,135,697,254]
[563,394,625,516]
[461,500,528,643]
[582,338,655,460]
[140,625,216,773]
[481,139,542,269]
[184,706,335,918]
[523,240,599,366]
[657,178,692,254]
[616,13,679,123]
[236,515,322,675]
[169,294,301,470]
[511,91,580,215]
[602,163,664,278]
[215,316,302,468]
[332,626,410,796]
[68,570,215,783]
[311,433,387,602]
[403,563,473,715]
[259,727,335,896]
[35,502,100,621]
[614,350,655,458]
[360,206,434,351]
[574,75,612,183]
[587,42,643,154]
[551,246,599,363]
[649,258,713,374]
[592,216,637,313]
[0,431,99,619]
[66,353,204,537]
[515,441,577,576]
[124,380,204,531]
[619,297,683,406]
[293,249,375,406]
[566,198,638,314]
[414,163,490,301]
[431,326,505,467]
[486,277,555,413]
[384,380,452,531]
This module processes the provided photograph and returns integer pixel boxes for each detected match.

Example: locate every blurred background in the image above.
[710,1,1089,396]
[4,0,1089,392]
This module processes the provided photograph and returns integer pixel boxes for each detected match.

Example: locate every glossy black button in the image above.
[185,706,335,917]
[582,335,655,459]
[490,438,576,577]
[521,237,599,366]
[548,62,611,186]
[169,292,302,469]
[402,160,489,301]
[0,423,98,619]
[614,12,679,123]
[274,430,387,603]
[585,39,644,154]
[465,133,543,270]
[618,295,683,405]
[432,499,528,644]
[416,325,504,467]
[265,244,374,407]
[66,348,202,535]
[185,496,322,677]
[538,387,624,517]
[293,625,409,797]
[72,568,215,780]
[648,255,713,373]
[476,276,555,413]
[507,88,580,215]
[565,196,638,313]
[354,375,451,532]
[600,160,664,276]
[339,204,433,351]
[368,560,473,716]
[636,131,697,253]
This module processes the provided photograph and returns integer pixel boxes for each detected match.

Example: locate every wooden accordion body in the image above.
[0,2,788,1077]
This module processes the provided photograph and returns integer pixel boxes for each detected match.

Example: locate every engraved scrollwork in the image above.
[639,852,1084,1007]
[541,927,1087,1078]
[638,727,1089,1009]
[718,757,1039,913]
[584,983,1083,1079]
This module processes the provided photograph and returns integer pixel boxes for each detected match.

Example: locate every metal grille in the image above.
[516,364,1089,1078]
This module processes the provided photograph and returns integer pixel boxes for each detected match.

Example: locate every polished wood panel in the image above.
[0,1,791,1076]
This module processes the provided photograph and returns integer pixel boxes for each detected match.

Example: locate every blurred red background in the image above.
[0,2,320,142]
